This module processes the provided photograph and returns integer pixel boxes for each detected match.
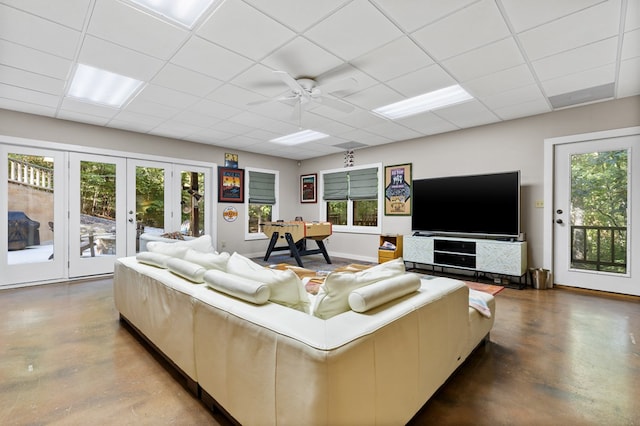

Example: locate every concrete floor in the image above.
[1,277,638,425]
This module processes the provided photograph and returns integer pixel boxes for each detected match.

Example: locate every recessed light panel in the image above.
[67,64,144,108]
[270,130,330,145]
[373,85,473,119]
[129,0,223,28]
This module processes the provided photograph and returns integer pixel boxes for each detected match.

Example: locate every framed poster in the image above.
[384,163,412,215]
[300,173,317,203]
[224,153,238,168]
[218,167,244,203]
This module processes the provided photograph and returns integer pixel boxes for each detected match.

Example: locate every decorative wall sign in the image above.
[224,153,238,168]
[384,163,412,215]
[218,167,244,203]
[300,173,317,203]
[222,206,238,222]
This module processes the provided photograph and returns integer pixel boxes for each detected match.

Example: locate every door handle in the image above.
[128,218,134,223]
[556,219,563,224]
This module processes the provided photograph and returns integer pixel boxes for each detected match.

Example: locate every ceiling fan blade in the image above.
[247,94,299,107]
[316,77,358,95]
[291,100,302,125]
[316,96,355,113]
[274,71,303,94]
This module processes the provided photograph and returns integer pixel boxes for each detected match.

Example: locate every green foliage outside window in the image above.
[249,204,272,233]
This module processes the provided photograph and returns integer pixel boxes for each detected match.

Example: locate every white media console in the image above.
[403,235,527,278]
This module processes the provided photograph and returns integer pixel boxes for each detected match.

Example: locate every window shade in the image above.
[248,171,275,204]
[348,168,378,200]
[323,171,348,201]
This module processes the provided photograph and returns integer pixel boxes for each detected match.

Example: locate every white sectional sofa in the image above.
[113,235,495,425]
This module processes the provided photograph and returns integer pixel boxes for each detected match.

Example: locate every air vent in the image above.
[548,83,615,109]
[333,141,368,149]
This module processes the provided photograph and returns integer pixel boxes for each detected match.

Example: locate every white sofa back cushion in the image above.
[146,234,215,257]
[184,249,229,271]
[312,258,406,319]
[203,269,270,305]
[348,273,421,313]
[226,252,310,312]
[136,251,172,268]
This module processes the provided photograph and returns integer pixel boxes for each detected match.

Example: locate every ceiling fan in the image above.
[249,71,357,124]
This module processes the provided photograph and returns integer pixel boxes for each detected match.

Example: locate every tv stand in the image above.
[404,235,527,284]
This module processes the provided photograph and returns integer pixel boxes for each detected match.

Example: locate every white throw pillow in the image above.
[203,269,270,305]
[146,241,190,258]
[178,234,215,253]
[226,252,309,312]
[136,251,171,268]
[348,273,420,313]
[312,257,406,319]
[166,258,206,283]
[184,249,229,271]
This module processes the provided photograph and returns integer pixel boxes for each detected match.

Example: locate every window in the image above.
[321,164,382,233]
[245,168,278,239]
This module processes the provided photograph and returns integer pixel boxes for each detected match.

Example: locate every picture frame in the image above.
[224,153,238,168]
[218,167,244,203]
[384,163,412,215]
[300,173,317,203]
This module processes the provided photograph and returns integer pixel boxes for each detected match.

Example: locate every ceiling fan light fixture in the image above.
[373,85,473,120]
[270,130,329,145]
[66,64,143,108]
[129,0,224,28]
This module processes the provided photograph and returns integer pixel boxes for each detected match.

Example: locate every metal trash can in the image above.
[530,268,550,289]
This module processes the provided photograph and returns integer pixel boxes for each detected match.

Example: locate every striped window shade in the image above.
[323,171,348,201]
[348,168,378,200]
[248,171,276,204]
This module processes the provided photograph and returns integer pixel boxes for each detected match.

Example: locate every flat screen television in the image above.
[411,171,521,238]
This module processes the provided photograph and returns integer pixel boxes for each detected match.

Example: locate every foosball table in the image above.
[262,221,332,267]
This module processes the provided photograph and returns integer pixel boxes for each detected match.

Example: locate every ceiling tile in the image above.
[0,83,60,108]
[396,112,459,135]
[261,37,343,78]
[0,4,81,59]
[493,98,551,120]
[78,35,164,81]
[365,120,422,141]
[151,64,223,97]
[135,84,200,109]
[622,28,640,60]
[500,0,604,33]
[189,99,242,120]
[171,37,253,81]
[124,98,181,119]
[60,97,120,119]
[532,37,618,82]
[304,0,403,61]
[244,0,349,32]
[230,64,291,98]
[351,36,434,82]
[433,100,499,128]
[207,83,270,109]
[518,0,621,61]
[481,84,546,110]
[1,0,92,30]
[412,0,510,60]
[112,110,167,128]
[0,64,64,96]
[444,37,524,82]
[617,57,640,97]
[345,84,402,110]
[373,0,478,32]
[0,39,72,80]
[541,63,615,96]
[198,1,295,61]
[87,0,189,60]
[337,128,393,145]
[626,0,640,31]
[463,64,536,98]
[385,64,457,98]
[57,110,111,126]
[0,98,56,117]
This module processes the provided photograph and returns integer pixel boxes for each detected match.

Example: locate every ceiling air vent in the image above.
[548,82,615,109]
[333,141,368,150]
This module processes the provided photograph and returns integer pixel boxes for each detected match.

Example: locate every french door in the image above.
[1,146,65,286]
[552,130,639,296]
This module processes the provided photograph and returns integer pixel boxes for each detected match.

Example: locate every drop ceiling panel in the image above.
[189,99,242,120]
[622,28,640,60]
[78,35,164,81]
[135,84,200,110]
[1,0,92,30]
[261,37,343,78]
[397,112,460,135]
[444,37,525,82]
[87,0,189,60]
[245,0,349,32]
[0,64,64,96]
[170,37,253,81]
[0,39,72,80]
[151,64,223,97]
[198,1,295,61]
[518,0,621,61]
[373,0,478,33]
[0,98,56,117]
[617,57,640,97]
[304,0,403,61]
[481,84,546,111]
[385,64,457,98]
[494,98,551,120]
[499,0,604,33]
[412,0,510,60]
[0,4,81,59]
[0,83,60,108]
[434,100,500,128]
[345,84,403,110]
[464,64,537,98]
[541,63,615,96]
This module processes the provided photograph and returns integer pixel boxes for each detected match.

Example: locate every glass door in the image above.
[126,160,171,254]
[68,153,126,277]
[553,134,639,295]
[1,146,65,286]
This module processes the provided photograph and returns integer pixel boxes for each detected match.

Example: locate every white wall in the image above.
[2,95,639,268]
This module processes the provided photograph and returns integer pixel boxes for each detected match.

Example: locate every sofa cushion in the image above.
[203,269,271,305]
[147,241,190,258]
[312,258,406,319]
[226,252,309,312]
[184,249,229,271]
[136,251,172,268]
[166,258,206,283]
[348,273,421,313]
[179,234,215,253]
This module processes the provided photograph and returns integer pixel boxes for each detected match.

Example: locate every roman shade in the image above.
[323,171,348,201]
[248,171,276,204]
[323,168,377,201]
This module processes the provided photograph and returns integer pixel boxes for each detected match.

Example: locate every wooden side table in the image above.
[378,234,403,264]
